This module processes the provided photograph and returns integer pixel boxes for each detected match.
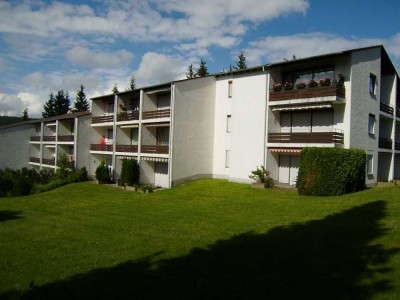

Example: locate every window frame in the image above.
[369,73,377,95]
[228,80,233,98]
[367,154,373,175]
[368,114,375,135]
[226,115,232,133]
[225,150,231,168]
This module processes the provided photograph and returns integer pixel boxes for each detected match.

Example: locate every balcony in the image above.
[92,115,114,124]
[42,158,55,166]
[43,136,56,142]
[90,144,113,152]
[141,145,169,154]
[29,157,40,164]
[268,131,344,144]
[58,135,74,142]
[117,111,139,122]
[379,138,392,150]
[380,103,394,115]
[116,145,139,153]
[270,84,345,102]
[142,109,170,120]
[30,136,41,142]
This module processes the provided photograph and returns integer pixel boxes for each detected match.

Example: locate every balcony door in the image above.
[278,155,299,185]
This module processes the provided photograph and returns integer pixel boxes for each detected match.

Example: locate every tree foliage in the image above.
[126,75,136,91]
[42,92,56,118]
[112,84,119,94]
[233,52,247,70]
[196,59,209,77]
[42,90,70,118]
[22,108,29,121]
[73,85,90,112]
[186,64,195,79]
[249,165,274,188]
[120,159,140,186]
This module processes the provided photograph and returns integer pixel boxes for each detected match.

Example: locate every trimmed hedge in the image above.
[297,148,366,196]
[120,159,140,187]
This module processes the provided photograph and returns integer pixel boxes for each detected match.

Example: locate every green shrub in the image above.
[35,179,66,194]
[249,166,274,188]
[56,152,74,180]
[96,161,113,184]
[140,184,154,193]
[120,159,140,186]
[297,148,366,196]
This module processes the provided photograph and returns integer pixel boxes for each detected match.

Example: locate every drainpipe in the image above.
[168,83,175,188]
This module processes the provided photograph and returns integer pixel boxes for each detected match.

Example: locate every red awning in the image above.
[269,148,302,153]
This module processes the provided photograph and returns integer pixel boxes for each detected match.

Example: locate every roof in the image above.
[43,111,91,122]
[0,120,40,130]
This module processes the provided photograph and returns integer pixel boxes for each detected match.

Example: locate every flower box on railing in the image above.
[269,83,346,102]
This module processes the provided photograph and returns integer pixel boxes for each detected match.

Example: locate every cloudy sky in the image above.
[1,0,400,118]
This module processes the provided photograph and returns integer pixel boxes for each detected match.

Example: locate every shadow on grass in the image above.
[0,210,23,222]
[3,201,399,299]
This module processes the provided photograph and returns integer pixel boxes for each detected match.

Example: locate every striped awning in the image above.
[120,124,139,128]
[269,148,302,153]
[117,156,138,160]
[271,104,332,111]
[141,156,169,162]
[144,122,170,127]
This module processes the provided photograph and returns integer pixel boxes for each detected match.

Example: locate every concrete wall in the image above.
[76,115,94,174]
[214,72,267,183]
[0,123,34,170]
[350,47,382,185]
[171,77,216,185]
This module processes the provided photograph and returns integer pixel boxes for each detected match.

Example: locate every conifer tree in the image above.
[22,108,29,121]
[126,75,136,91]
[53,90,70,115]
[74,85,90,112]
[196,59,209,77]
[112,84,119,94]
[186,64,195,79]
[233,52,247,70]
[42,92,56,118]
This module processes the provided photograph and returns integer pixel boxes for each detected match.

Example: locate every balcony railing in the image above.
[90,144,113,152]
[380,102,394,115]
[142,109,170,120]
[117,111,139,122]
[29,157,40,163]
[268,131,344,144]
[116,145,139,153]
[92,115,114,124]
[395,142,400,151]
[30,136,41,142]
[141,145,169,154]
[43,136,56,142]
[58,135,74,142]
[270,84,345,102]
[379,138,392,150]
[42,158,55,165]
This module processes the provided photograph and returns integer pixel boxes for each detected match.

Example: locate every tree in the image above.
[196,59,209,77]
[73,85,90,112]
[42,92,56,118]
[126,75,136,91]
[112,84,119,94]
[53,90,70,116]
[233,52,247,70]
[186,64,195,79]
[22,108,29,121]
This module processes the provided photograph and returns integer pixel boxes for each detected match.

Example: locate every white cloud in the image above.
[65,47,134,69]
[0,93,24,116]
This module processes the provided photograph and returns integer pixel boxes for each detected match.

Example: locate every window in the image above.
[226,115,232,132]
[368,114,375,135]
[282,66,334,85]
[228,81,233,98]
[225,150,231,168]
[367,154,373,175]
[369,73,376,95]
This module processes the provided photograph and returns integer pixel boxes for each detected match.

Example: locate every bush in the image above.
[120,159,140,186]
[297,148,366,196]
[96,161,113,184]
[249,166,274,188]
[140,184,154,193]
[56,152,74,180]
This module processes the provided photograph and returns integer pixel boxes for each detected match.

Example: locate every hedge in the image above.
[296,148,366,196]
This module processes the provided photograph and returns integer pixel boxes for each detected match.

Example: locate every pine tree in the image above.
[74,85,90,112]
[196,59,209,77]
[126,75,136,91]
[186,64,195,79]
[53,90,70,116]
[42,92,56,118]
[22,108,29,121]
[112,84,119,94]
[233,52,247,70]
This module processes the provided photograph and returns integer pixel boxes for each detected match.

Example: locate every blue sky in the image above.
[1,0,400,117]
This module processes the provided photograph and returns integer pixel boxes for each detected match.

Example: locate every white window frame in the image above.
[225,150,231,168]
[367,154,373,175]
[228,81,233,98]
[227,115,232,133]
[369,73,376,95]
[368,114,375,135]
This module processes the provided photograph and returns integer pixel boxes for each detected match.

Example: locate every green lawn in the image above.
[0,179,399,299]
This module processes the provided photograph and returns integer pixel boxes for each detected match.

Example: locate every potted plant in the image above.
[308,79,318,88]
[273,83,282,92]
[283,82,293,90]
[320,78,331,86]
[249,166,274,188]
[296,82,306,89]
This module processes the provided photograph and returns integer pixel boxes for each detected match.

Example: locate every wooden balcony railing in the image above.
[380,102,394,115]
[142,109,170,120]
[116,145,139,153]
[42,158,55,165]
[117,111,139,122]
[92,115,114,124]
[379,138,392,150]
[30,136,41,142]
[269,84,345,102]
[29,157,40,163]
[90,144,113,152]
[268,131,344,144]
[395,142,400,151]
[43,136,56,142]
[141,145,169,154]
[58,135,74,142]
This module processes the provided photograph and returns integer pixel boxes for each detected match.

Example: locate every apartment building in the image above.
[1,45,398,188]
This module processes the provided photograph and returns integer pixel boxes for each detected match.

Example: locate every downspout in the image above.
[74,117,78,169]
[168,83,175,188]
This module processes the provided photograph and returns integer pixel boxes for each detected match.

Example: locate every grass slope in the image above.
[0,179,399,299]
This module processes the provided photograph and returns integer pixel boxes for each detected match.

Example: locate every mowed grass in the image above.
[0,179,400,299]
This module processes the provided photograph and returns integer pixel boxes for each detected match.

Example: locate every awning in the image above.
[271,103,332,111]
[269,148,302,153]
[141,156,169,163]
[117,156,138,160]
[144,122,170,127]
[120,124,139,128]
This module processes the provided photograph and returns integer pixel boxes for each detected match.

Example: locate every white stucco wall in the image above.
[171,77,216,185]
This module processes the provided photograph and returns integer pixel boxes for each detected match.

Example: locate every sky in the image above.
[1,0,400,118]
